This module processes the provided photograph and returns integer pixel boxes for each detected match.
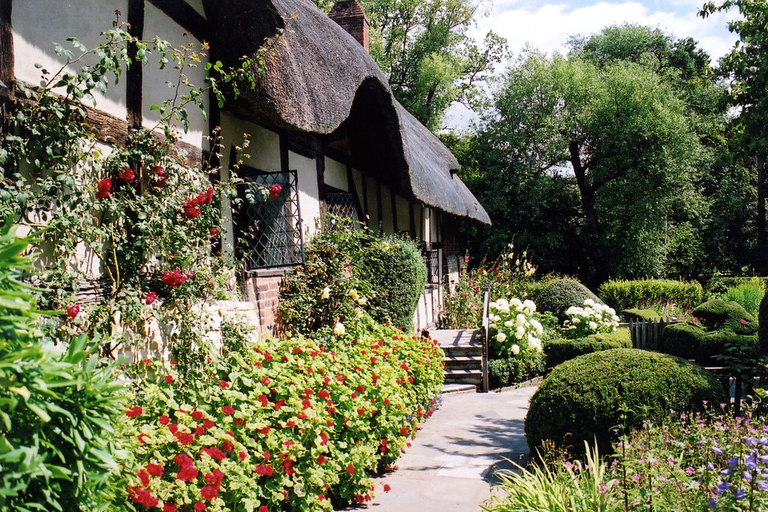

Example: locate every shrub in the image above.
[693,298,758,334]
[0,220,127,510]
[622,308,661,321]
[598,279,705,312]
[488,297,544,358]
[720,277,765,318]
[760,291,768,355]
[544,328,632,368]
[561,299,619,339]
[488,352,546,389]
[120,315,444,511]
[525,348,725,457]
[535,279,600,321]
[356,234,427,330]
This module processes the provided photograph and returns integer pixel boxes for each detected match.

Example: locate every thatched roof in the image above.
[207,0,490,224]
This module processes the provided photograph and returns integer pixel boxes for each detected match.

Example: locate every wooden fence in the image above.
[625,318,679,351]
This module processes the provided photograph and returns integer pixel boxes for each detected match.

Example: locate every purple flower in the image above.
[757,480,768,491]
[686,467,696,476]
[735,490,747,501]
[740,318,749,325]
[714,447,724,455]
[744,471,753,482]
[709,498,717,509]
[729,458,739,468]
[717,481,730,494]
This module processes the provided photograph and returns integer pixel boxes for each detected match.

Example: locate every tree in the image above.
[314,0,507,129]
[462,27,723,284]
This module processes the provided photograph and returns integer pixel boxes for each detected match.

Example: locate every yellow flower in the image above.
[334,322,346,336]
[321,287,331,300]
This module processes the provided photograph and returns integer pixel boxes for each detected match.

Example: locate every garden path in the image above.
[350,384,537,512]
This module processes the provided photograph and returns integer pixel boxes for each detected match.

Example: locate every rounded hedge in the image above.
[544,328,632,368]
[760,292,768,355]
[536,278,600,321]
[525,349,726,457]
[663,324,758,366]
[488,352,546,389]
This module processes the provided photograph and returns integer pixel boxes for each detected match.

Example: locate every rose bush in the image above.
[119,316,444,511]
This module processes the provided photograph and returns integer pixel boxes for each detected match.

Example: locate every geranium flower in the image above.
[222,405,235,415]
[158,415,170,425]
[164,375,174,383]
[200,485,219,501]
[125,406,143,418]
[146,463,163,477]
[219,380,230,389]
[163,504,177,512]
[210,227,219,237]
[194,502,206,512]
[96,178,111,198]
[145,291,158,305]
[177,465,199,482]
[346,464,355,474]
[174,432,195,445]
[269,184,282,198]
[184,206,201,219]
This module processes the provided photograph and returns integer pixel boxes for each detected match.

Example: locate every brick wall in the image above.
[240,270,287,334]
[328,1,370,51]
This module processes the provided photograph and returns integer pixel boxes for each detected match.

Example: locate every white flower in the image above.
[584,298,595,307]
[334,322,346,336]
[511,344,521,355]
[358,297,368,306]
[510,298,523,308]
[565,306,579,316]
[349,289,360,301]
[489,301,498,310]
[530,319,544,336]
[515,326,526,339]
[515,314,527,328]
[504,320,514,328]
[589,321,598,330]
[496,298,510,310]
[496,332,507,342]
[522,299,537,313]
[321,287,331,300]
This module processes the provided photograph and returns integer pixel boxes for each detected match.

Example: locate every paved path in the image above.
[357,385,537,512]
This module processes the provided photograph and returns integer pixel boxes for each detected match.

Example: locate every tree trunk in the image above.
[757,157,766,274]
[569,140,600,236]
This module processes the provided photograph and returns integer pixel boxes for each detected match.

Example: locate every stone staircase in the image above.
[428,329,486,391]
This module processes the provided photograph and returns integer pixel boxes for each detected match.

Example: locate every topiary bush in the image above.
[488,352,546,389]
[719,277,765,318]
[544,328,632,368]
[622,308,661,321]
[535,278,600,322]
[356,234,427,330]
[525,349,725,458]
[663,299,759,365]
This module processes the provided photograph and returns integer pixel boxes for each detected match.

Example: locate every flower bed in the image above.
[119,318,444,511]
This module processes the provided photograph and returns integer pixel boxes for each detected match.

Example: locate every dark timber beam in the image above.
[127,0,145,129]
[0,0,13,90]
[147,0,207,42]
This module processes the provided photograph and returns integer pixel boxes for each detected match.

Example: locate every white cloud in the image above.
[472,0,740,62]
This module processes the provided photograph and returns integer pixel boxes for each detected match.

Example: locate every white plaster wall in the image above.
[396,195,410,234]
[423,207,432,245]
[143,3,208,148]
[324,157,348,192]
[430,209,440,244]
[13,0,129,120]
[366,176,379,230]
[380,186,393,235]
[291,151,321,239]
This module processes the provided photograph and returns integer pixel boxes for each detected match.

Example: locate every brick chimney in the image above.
[328,1,370,51]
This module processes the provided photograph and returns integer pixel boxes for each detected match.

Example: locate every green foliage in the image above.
[692,298,758,333]
[621,308,661,321]
[544,328,632,368]
[760,291,768,354]
[356,234,427,330]
[598,279,706,313]
[279,218,426,336]
[525,348,726,457]
[535,279,600,322]
[120,316,444,510]
[719,277,765,318]
[0,220,128,511]
[488,353,546,389]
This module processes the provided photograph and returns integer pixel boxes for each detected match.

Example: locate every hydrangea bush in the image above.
[119,316,444,511]
[489,298,544,358]
[562,299,620,339]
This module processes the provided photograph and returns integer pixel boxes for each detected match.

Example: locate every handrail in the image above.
[480,286,491,393]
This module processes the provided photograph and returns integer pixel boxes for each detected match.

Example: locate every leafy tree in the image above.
[314,0,507,129]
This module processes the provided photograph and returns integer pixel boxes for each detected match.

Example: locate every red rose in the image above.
[184,206,201,219]
[66,302,80,319]
[145,291,158,305]
[153,166,167,188]
[210,227,219,237]
[96,178,111,199]
[269,184,282,199]
[161,269,193,287]
[119,166,138,185]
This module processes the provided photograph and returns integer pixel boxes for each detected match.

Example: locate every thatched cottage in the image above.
[0,0,489,331]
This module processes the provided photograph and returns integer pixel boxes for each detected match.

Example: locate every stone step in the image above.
[441,383,477,395]
[443,355,482,370]
[441,345,483,358]
[444,368,483,385]
[428,329,482,348]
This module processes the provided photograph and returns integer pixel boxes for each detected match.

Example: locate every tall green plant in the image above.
[0,219,128,511]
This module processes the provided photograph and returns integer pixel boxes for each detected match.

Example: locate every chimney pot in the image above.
[329,0,369,52]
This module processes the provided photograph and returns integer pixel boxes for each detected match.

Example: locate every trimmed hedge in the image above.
[536,279,600,321]
[760,292,768,355]
[544,328,632,368]
[488,352,546,389]
[692,298,758,334]
[598,279,705,312]
[622,308,661,321]
[525,349,726,457]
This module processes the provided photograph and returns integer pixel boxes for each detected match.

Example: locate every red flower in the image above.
[177,464,199,482]
[163,504,177,512]
[269,184,282,199]
[145,291,158,305]
[203,419,215,429]
[201,485,219,501]
[119,166,138,185]
[174,432,195,445]
[174,453,194,467]
[319,432,329,445]
[210,227,219,237]
[355,494,365,504]
[161,268,193,287]
[146,463,164,477]
[222,440,235,453]
[238,451,247,460]
[125,406,143,418]
[184,206,201,219]
[254,464,274,476]
[346,464,355,474]
[66,302,80,319]
[158,415,170,425]
[317,455,327,464]
[153,165,168,188]
[202,446,226,460]
[384,484,391,493]
[168,423,179,433]
[400,427,409,436]
[96,178,111,198]
[164,375,174,384]
[259,507,269,512]
[258,426,270,436]
[222,405,235,415]
[191,411,205,421]
[194,502,206,512]
[318,389,330,399]
[219,380,230,389]
[260,377,271,386]
[137,469,151,487]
